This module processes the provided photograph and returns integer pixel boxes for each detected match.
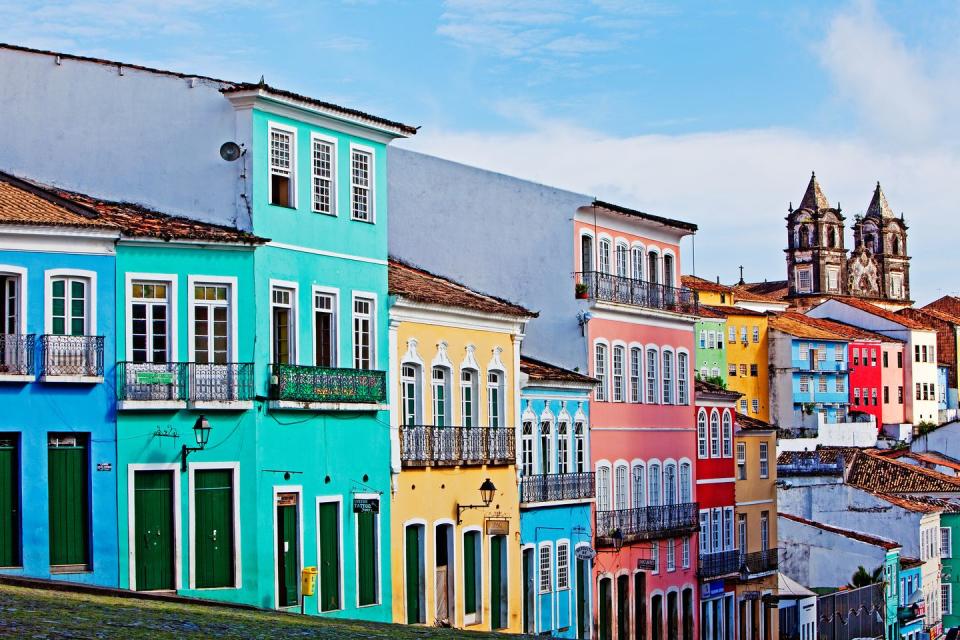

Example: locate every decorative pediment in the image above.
[460,343,480,371]
[402,338,424,366]
[432,340,453,368]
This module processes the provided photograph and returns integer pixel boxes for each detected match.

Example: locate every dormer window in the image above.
[269,125,296,208]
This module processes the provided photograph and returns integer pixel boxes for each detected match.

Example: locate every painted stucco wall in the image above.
[778,516,891,588]
[849,340,883,424]
[694,319,727,383]
[882,342,908,425]
[724,314,770,422]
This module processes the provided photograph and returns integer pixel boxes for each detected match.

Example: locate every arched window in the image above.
[574,421,586,473]
[662,350,674,404]
[664,463,677,505]
[432,366,450,427]
[721,411,733,457]
[594,343,608,402]
[557,420,569,474]
[596,466,611,511]
[630,347,641,403]
[539,419,553,475]
[710,410,720,458]
[631,463,645,508]
[646,348,658,403]
[697,410,708,459]
[677,353,688,405]
[663,254,675,288]
[581,234,594,273]
[679,462,692,503]
[647,252,659,284]
[612,345,625,402]
[599,239,612,274]
[460,368,478,427]
[892,235,901,255]
[798,225,810,249]
[614,465,628,510]
[631,247,644,281]
[829,226,838,248]
[616,242,629,277]
[401,363,422,425]
[521,420,534,476]
[487,370,504,427]
[648,463,662,507]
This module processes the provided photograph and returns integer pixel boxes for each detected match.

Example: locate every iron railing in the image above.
[40,335,104,378]
[399,425,515,466]
[698,550,740,578]
[519,472,595,503]
[271,364,386,404]
[596,502,699,544]
[777,456,845,477]
[575,271,698,314]
[117,361,186,401]
[190,362,254,402]
[817,583,884,640]
[739,548,778,576]
[0,333,35,376]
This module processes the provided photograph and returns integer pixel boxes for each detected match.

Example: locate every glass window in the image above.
[131,281,169,364]
[722,411,733,457]
[557,421,569,474]
[599,239,611,274]
[615,243,628,277]
[662,350,673,404]
[271,286,295,365]
[539,545,551,594]
[460,369,477,427]
[710,411,720,458]
[313,291,336,367]
[487,371,504,427]
[677,353,688,404]
[646,348,658,403]
[556,543,569,590]
[311,137,335,215]
[432,367,449,427]
[679,462,691,503]
[521,421,534,476]
[51,276,89,336]
[352,297,374,369]
[401,364,420,425]
[759,442,769,478]
[614,465,628,510]
[663,463,677,505]
[697,411,708,458]
[594,344,608,402]
[648,464,661,507]
[269,127,294,207]
[596,466,611,511]
[612,345,625,402]
[194,283,230,365]
[350,148,373,222]
[574,422,586,473]
[630,347,641,403]
[631,464,644,508]
[752,398,759,414]
[736,443,746,480]
[580,235,594,273]
[539,420,553,475]
[631,247,644,281]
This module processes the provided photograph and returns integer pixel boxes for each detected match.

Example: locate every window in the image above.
[749,364,758,377]
[647,251,659,284]
[540,420,553,475]
[722,411,732,457]
[739,399,747,413]
[1,272,22,337]
[677,353,688,405]
[799,375,810,393]
[311,136,336,215]
[706,331,715,350]
[679,463,691,503]
[818,376,828,393]
[884,386,890,404]
[631,246,644,281]
[539,545,551,594]
[666,539,676,571]
[738,513,747,552]
[752,399,759,414]
[760,512,769,551]
[557,543,569,590]
[739,364,747,376]
[594,344,608,402]
[648,463,661,507]
[853,388,860,405]
[836,377,846,393]
[728,327,736,343]
[313,291,337,367]
[352,297,374,369]
[728,364,737,377]
[663,463,677,505]
[699,512,709,554]
[736,443,746,480]
[827,268,839,292]
[699,330,706,349]
[662,350,674,404]
[646,348,658,403]
[269,126,295,207]
[871,388,878,406]
[853,348,860,366]
[723,508,734,550]
[942,528,952,558]
[711,367,719,378]
[574,422,586,472]
[460,369,478,427]
[799,343,808,361]
[350,148,374,222]
[487,371,504,427]
[401,364,421,425]
[557,421,569,474]
[596,466,611,511]
[944,583,953,616]
[521,422,534,476]
[898,386,903,404]
[709,411,720,458]
[797,267,812,293]
[616,243,629,277]
[818,345,826,361]
[651,542,659,574]
[631,464,645,508]
[752,326,759,343]
[871,349,877,366]
[916,345,921,362]
[50,276,89,336]
[432,367,450,427]
[612,345,625,402]
[697,411,708,459]
[740,327,747,344]
[916,383,921,400]
[759,442,769,478]
[682,538,690,568]
[711,509,722,552]
[599,239,611,274]
[897,351,903,368]
[614,465,628,510]
[883,351,889,367]
[356,499,379,606]
[131,281,170,364]
[580,234,594,273]
[271,286,295,365]
[630,347,641,403]
[837,346,845,362]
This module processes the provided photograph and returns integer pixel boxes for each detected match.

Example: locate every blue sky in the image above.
[3,0,960,303]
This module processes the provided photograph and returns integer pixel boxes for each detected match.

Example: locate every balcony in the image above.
[575,271,698,315]
[40,335,104,382]
[519,472,595,504]
[399,425,515,467]
[0,333,35,381]
[698,550,740,579]
[596,502,699,545]
[269,364,387,411]
[117,362,255,410]
[739,548,778,577]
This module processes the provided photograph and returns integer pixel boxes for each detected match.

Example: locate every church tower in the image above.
[785,172,847,298]
[849,182,911,303]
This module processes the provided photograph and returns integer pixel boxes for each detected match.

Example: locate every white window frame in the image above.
[677,351,688,405]
[311,286,339,368]
[126,273,178,362]
[539,543,552,594]
[697,410,708,459]
[646,347,658,404]
[189,275,238,364]
[487,369,505,427]
[942,527,952,559]
[349,143,376,223]
[44,268,98,335]
[596,463,611,511]
[594,342,608,402]
[736,442,746,480]
[662,349,674,404]
[351,292,377,370]
[709,410,720,458]
[556,540,570,590]
[521,419,535,477]
[759,442,769,479]
[796,267,813,293]
[310,132,337,216]
[630,346,642,403]
[612,344,625,402]
[0,265,28,336]
[460,367,479,427]
[721,410,733,457]
[268,122,297,208]
[269,279,299,365]
[666,538,676,572]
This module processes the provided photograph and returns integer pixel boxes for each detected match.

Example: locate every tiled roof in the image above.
[798,172,831,211]
[736,412,774,431]
[777,447,861,467]
[778,512,900,550]
[698,304,766,318]
[741,280,790,301]
[788,314,899,343]
[590,200,698,233]
[820,297,930,330]
[697,305,729,319]
[768,312,847,341]
[695,378,742,401]
[881,450,960,473]
[521,356,596,385]
[902,307,960,328]
[925,296,960,318]
[900,557,923,570]
[0,172,115,230]
[846,450,960,494]
[732,285,788,304]
[871,493,955,514]
[681,275,733,294]
[865,182,895,219]
[389,259,536,318]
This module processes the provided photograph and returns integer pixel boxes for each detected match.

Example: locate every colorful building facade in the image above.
[722,309,771,423]
[694,309,728,387]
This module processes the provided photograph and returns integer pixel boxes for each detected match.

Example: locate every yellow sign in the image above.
[301,566,318,596]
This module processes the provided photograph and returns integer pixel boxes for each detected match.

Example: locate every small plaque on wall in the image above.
[485,518,510,535]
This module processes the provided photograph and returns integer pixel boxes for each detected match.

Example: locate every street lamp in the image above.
[456,478,497,524]
[181,415,212,471]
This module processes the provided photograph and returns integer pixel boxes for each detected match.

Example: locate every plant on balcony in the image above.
[575,283,589,299]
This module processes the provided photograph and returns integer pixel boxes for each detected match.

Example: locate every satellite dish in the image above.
[219,141,244,162]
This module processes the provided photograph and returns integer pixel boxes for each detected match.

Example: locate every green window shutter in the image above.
[51,279,66,335]
[70,281,86,336]
[463,531,477,615]
[357,510,377,606]
[405,525,421,623]
[0,440,19,568]
[194,470,234,589]
[48,437,89,567]
[490,535,504,629]
[318,502,341,612]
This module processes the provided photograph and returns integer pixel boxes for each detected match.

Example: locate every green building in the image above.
[941,512,960,633]
[695,308,728,387]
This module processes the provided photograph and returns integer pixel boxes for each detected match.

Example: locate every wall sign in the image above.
[701,580,725,599]
[575,547,596,561]
[353,498,379,514]
[135,371,175,385]
[485,518,510,535]
[96,462,112,472]
[636,558,656,570]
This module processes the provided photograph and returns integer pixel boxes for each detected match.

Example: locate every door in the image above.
[48,435,89,568]
[435,524,452,625]
[490,535,506,629]
[276,493,299,607]
[356,509,378,606]
[193,283,232,401]
[576,558,587,639]
[617,574,629,640]
[194,469,234,588]
[464,531,479,623]
[0,438,19,567]
[523,547,534,633]
[405,525,422,623]
[635,572,647,640]
[318,502,341,612]
[134,470,174,591]
[313,292,336,367]
[599,577,612,640]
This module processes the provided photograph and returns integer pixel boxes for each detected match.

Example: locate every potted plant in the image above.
[575,283,589,299]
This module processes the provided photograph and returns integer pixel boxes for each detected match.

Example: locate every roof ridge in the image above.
[778,511,900,549]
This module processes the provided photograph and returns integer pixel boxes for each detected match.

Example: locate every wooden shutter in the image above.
[0,438,19,567]
[463,531,478,615]
[194,469,234,588]
[48,435,89,567]
[318,502,341,612]
[357,510,377,606]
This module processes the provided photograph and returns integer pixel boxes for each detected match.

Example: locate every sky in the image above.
[2,0,959,304]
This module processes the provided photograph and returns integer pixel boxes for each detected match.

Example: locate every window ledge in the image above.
[118,400,187,411]
[268,400,389,412]
[189,400,253,411]
[520,498,595,509]
[0,374,35,383]
[40,375,103,384]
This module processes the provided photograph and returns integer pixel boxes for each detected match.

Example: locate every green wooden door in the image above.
[134,470,174,591]
[318,502,340,612]
[490,535,504,629]
[357,510,377,606]
[276,502,299,607]
[0,439,19,567]
[576,559,587,639]
[405,525,421,623]
[194,470,233,588]
[599,578,612,640]
[48,437,89,567]
[463,531,478,618]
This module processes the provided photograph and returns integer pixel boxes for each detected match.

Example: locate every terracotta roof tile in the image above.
[698,304,766,318]
[732,285,788,304]
[695,378,742,401]
[880,450,960,473]
[871,493,957,514]
[820,297,930,330]
[902,307,960,327]
[681,275,733,294]
[520,356,597,385]
[925,296,960,318]
[846,450,960,494]
[736,412,775,431]
[389,259,536,318]
[741,280,790,301]
[777,447,861,467]
[768,312,848,341]
[0,173,116,230]
[778,512,900,550]
[786,314,900,343]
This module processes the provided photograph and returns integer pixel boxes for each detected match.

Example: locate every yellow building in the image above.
[387,260,535,632]
[733,413,778,640]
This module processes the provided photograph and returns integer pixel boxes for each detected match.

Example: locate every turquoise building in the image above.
[941,512,960,634]
[898,557,924,639]
[518,356,597,639]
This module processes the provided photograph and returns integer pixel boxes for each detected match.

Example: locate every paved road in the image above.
[0,584,520,639]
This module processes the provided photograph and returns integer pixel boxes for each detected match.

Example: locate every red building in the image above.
[694,380,740,639]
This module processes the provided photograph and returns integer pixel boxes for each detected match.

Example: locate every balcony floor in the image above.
[268,400,389,412]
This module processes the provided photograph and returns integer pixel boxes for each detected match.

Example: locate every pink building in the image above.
[575,201,700,640]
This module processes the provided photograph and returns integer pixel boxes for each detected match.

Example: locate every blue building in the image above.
[518,356,596,638]
[0,172,118,585]
[898,557,924,639]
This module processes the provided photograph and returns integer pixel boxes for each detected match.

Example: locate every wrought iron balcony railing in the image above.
[575,271,698,314]
[40,335,104,378]
[739,548,778,577]
[0,333,35,376]
[190,362,254,402]
[520,472,595,503]
[399,425,515,467]
[270,364,386,404]
[117,361,187,401]
[596,502,699,545]
[698,550,740,578]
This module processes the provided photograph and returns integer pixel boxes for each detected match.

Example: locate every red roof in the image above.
[820,297,930,330]
[787,314,899,343]
[521,356,596,385]
[768,312,848,341]
[681,275,733,294]
[741,280,790,301]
